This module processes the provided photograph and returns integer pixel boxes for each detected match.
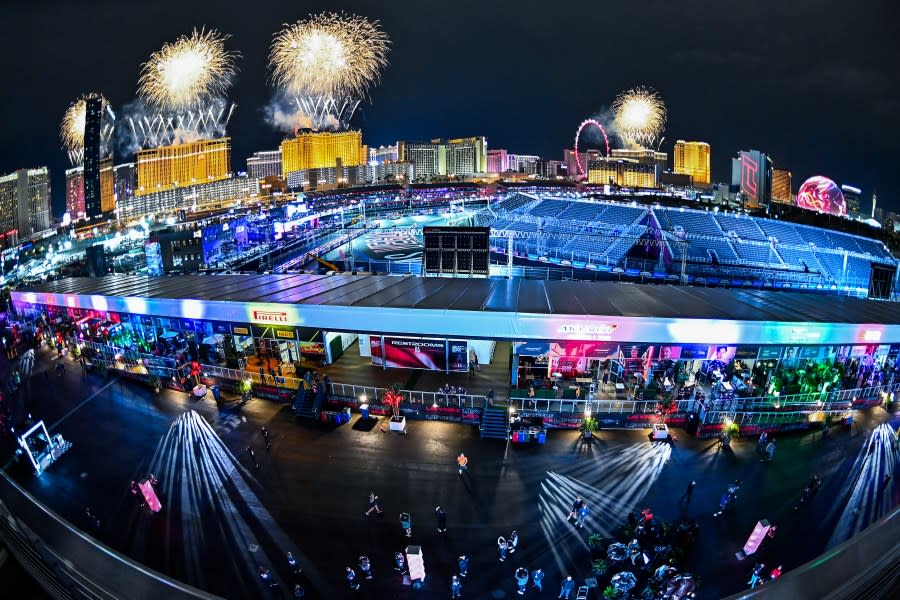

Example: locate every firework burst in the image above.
[270,12,390,100]
[139,28,238,110]
[60,94,114,165]
[612,86,667,148]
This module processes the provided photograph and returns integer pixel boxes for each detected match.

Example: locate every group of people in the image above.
[348,460,585,598]
[757,431,777,461]
[436,383,469,406]
[258,550,305,597]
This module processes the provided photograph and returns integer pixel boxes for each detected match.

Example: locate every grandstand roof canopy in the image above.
[14,275,900,346]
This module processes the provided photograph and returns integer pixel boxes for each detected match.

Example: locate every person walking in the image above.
[435,506,447,533]
[261,426,271,451]
[567,496,584,522]
[756,431,768,454]
[258,566,275,588]
[365,491,383,516]
[508,530,519,554]
[763,439,776,462]
[576,503,590,529]
[457,452,468,476]
[450,574,463,598]
[345,566,360,590]
[515,567,529,595]
[769,565,783,581]
[748,563,765,588]
[531,568,545,591]
[287,551,301,575]
[457,555,469,578]
[292,583,305,598]
[400,512,412,537]
[393,551,407,574]
[558,575,576,599]
[682,480,696,503]
[497,536,509,562]
[246,445,259,469]
[358,556,372,580]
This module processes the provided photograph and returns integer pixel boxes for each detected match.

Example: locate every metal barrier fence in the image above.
[80,339,897,420]
[0,470,219,600]
[505,397,697,415]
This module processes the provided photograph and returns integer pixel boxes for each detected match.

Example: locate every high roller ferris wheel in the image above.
[573,119,611,179]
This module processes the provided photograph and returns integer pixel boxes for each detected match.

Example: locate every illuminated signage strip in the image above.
[11,291,900,347]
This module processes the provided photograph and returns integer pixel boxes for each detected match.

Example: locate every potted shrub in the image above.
[724,421,740,437]
[587,533,605,551]
[581,417,598,440]
[148,375,161,394]
[603,585,621,599]
[591,559,609,577]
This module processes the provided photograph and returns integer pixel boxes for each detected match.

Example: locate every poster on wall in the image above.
[617,344,654,379]
[447,340,469,372]
[299,341,326,357]
[516,341,616,378]
[371,337,456,371]
[734,346,759,360]
[680,345,710,360]
[757,346,782,360]
[800,346,823,359]
[704,345,736,373]
[654,346,681,377]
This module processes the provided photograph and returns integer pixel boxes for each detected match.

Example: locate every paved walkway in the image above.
[1,346,898,599]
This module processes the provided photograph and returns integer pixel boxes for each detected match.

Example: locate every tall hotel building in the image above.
[280,130,366,178]
[673,141,711,185]
[136,138,231,196]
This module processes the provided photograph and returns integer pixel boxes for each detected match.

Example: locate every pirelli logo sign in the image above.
[252,310,289,324]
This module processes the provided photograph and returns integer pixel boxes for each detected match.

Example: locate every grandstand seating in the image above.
[485,195,894,289]
[557,202,606,222]
[715,214,767,241]
[662,210,724,237]
[678,237,738,261]
[734,241,783,265]
[597,204,646,226]
[529,199,571,217]
[775,246,823,273]
[813,252,849,281]
[757,220,807,246]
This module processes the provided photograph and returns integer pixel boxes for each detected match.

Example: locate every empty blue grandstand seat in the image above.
[716,214,767,241]
[662,209,723,237]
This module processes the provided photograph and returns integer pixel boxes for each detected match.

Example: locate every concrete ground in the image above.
[1,346,898,600]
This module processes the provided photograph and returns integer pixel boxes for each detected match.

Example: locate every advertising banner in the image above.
[680,344,710,360]
[734,346,760,360]
[757,346,782,360]
[447,340,469,372]
[372,337,455,371]
[299,341,326,357]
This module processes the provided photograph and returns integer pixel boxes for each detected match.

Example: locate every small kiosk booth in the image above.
[510,415,547,444]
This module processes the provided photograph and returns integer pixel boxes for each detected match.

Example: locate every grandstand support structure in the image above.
[506,232,514,278]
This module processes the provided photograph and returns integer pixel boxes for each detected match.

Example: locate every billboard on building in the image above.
[371,337,467,371]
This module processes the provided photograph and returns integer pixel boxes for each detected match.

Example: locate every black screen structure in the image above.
[868,262,897,300]
[423,227,490,277]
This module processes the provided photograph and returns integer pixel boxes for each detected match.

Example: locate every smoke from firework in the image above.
[612,86,666,148]
[139,28,239,111]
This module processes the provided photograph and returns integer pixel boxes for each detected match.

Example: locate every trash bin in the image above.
[359,403,370,419]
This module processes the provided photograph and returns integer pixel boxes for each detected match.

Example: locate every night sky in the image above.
[1,0,898,217]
